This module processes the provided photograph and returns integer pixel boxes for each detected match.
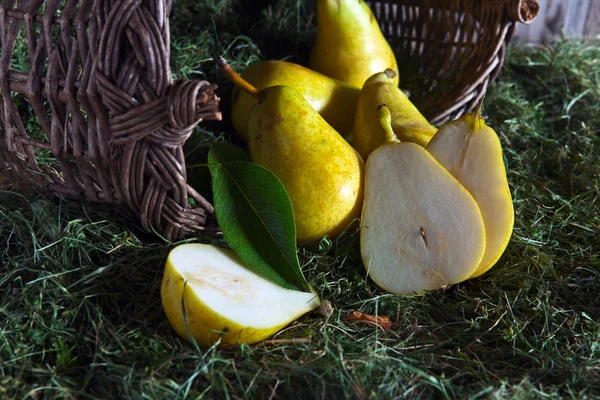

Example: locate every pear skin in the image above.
[310,0,398,88]
[353,70,437,159]
[248,86,364,244]
[427,110,514,278]
[231,61,359,141]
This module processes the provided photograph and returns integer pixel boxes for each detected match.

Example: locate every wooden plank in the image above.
[563,0,590,37]
[584,0,600,37]
[514,0,598,42]
[541,0,567,42]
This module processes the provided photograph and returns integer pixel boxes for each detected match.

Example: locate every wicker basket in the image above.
[0,0,222,241]
[371,0,539,124]
[0,0,538,241]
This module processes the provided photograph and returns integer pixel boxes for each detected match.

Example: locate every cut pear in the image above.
[161,244,320,347]
[361,138,486,294]
[427,111,514,278]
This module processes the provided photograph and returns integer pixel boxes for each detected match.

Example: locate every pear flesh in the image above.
[231,60,359,141]
[161,244,321,347]
[361,142,486,295]
[248,85,365,244]
[427,113,514,277]
[353,70,437,159]
[310,0,398,88]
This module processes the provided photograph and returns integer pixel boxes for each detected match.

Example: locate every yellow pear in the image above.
[219,58,364,244]
[353,69,437,159]
[427,106,514,278]
[161,244,321,347]
[231,60,359,141]
[309,0,398,88]
[361,106,486,294]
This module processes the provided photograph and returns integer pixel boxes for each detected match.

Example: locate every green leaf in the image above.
[208,147,310,292]
[188,143,250,205]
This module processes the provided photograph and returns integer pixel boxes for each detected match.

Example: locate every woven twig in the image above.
[370,0,539,124]
[0,0,222,241]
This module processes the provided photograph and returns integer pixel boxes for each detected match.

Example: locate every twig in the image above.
[261,338,311,345]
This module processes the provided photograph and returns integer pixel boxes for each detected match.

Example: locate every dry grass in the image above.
[1,1,599,398]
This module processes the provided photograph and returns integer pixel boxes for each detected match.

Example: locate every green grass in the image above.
[2,1,600,398]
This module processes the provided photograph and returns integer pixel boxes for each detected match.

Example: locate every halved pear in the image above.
[427,109,514,278]
[360,106,486,295]
[161,244,320,347]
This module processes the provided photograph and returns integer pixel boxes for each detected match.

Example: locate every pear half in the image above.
[427,110,514,278]
[161,244,320,347]
[360,106,486,295]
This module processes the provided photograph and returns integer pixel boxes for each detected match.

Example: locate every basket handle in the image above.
[508,0,540,24]
[94,0,221,240]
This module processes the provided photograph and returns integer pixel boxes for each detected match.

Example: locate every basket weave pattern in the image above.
[0,0,222,240]
[371,0,539,124]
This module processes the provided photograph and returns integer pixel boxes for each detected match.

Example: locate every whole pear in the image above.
[310,0,399,88]
[248,86,364,244]
[353,69,437,159]
[219,57,364,245]
[231,60,359,141]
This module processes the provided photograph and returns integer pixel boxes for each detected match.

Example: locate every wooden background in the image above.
[514,0,600,43]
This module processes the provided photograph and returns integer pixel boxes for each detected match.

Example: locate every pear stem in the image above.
[377,105,400,144]
[466,96,485,130]
[383,68,397,80]
[217,56,261,99]
[471,95,484,118]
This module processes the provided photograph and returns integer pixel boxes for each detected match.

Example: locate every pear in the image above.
[353,69,438,159]
[309,0,398,88]
[427,107,514,278]
[161,244,321,347]
[360,106,486,295]
[219,57,364,244]
[231,60,360,141]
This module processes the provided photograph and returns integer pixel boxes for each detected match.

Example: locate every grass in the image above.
[2,0,600,398]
